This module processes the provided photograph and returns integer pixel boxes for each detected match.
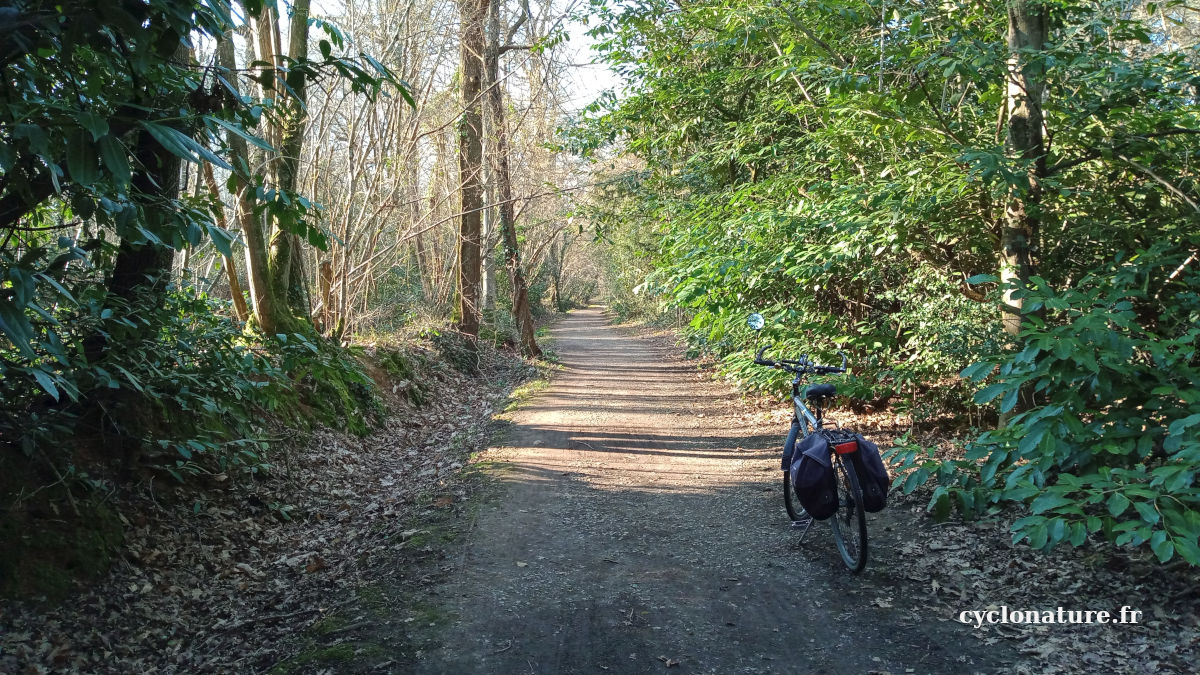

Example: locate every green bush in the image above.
[103,290,284,480]
[1,283,382,484]
[894,243,1200,564]
[277,333,384,438]
[558,277,599,310]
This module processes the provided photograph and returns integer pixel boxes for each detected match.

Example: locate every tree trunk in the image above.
[456,0,488,345]
[482,154,497,313]
[107,44,191,306]
[319,259,333,332]
[217,28,284,334]
[268,0,312,321]
[201,161,250,323]
[86,40,187,463]
[484,0,541,358]
[999,0,1048,424]
[1001,0,1047,337]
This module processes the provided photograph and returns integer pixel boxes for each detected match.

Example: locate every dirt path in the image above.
[413,307,1008,674]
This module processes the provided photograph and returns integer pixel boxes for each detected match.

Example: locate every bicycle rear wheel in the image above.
[829,455,868,573]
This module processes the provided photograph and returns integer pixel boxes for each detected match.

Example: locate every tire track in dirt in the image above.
[414,306,1010,674]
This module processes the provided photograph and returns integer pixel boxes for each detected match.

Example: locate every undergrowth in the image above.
[0,286,451,598]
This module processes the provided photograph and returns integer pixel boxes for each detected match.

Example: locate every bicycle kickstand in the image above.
[791,517,814,543]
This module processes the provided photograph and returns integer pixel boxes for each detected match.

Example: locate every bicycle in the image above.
[747,313,869,573]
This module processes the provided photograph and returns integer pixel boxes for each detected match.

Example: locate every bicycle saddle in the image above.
[806,383,837,400]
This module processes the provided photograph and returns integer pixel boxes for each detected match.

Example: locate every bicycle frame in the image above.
[792,384,822,434]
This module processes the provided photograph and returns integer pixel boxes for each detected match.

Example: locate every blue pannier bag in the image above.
[850,433,889,513]
[789,433,838,520]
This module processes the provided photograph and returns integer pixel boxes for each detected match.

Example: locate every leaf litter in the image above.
[831,410,1200,675]
[0,342,538,673]
[5,320,1198,674]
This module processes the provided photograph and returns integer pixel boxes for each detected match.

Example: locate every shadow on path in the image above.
[404,307,1011,674]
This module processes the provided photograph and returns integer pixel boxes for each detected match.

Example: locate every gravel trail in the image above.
[414,306,1006,674]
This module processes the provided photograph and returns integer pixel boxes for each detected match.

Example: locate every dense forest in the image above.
[1,0,1198,670]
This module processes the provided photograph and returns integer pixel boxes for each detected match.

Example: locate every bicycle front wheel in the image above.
[783,471,809,522]
[829,455,868,573]
[782,419,806,522]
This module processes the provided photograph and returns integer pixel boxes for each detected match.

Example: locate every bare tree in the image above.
[457,0,490,345]
[485,0,541,357]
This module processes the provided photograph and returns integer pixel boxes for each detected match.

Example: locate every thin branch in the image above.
[1045,128,1200,176]
[1117,154,1200,213]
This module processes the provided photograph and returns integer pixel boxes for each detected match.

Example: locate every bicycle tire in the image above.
[829,454,869,573]
[782,420,807,522]
[783,471,809,522]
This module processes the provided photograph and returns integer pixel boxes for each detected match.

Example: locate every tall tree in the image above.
[271,0,312,318]
[457,0,489,345]
[234,1,315,334]
[200,161,250,323]
[1000,0,1048,337]
[217,28,286,334]
[485,0,541,357]
[107,99,184,303]
[92,40,193,363]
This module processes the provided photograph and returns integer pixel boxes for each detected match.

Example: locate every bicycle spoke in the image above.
[830,456,869,573]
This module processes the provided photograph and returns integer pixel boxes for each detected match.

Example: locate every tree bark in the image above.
[456,0,488,345]
[201,161,250,323]
[217,28,284,334]
[85,41,189,371]
[107,42,192,305]
[1001,0,1047,337]
[999,0,1048,424]
[268,0,312,320]
[318,258,333,332]
[482,150,498,313]
[484,0,541,358]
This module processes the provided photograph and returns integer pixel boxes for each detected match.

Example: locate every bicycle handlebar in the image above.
[754,344,847,375]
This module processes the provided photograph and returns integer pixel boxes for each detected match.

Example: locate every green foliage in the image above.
[423,328,479,374]
[579,0,1200,564]
[556,275,599,311]
[281,336,384,437]
[0,0,411,495]
[496,260,551,318]
[586,176,662,321]
[577,0,1018,405]
[377,349,430,407]
[105,290,283,479]
[0,285,384,484]
[902,243,1200,564]
[528,269,553,318]
[1,0,403,399]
